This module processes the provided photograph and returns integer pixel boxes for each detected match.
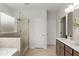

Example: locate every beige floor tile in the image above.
[24,45,56,56]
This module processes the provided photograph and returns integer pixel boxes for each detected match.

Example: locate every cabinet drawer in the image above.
[73,50,79,56]
[65,51,72,56]
[65,45,73,54]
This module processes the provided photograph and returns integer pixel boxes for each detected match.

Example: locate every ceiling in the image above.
[3,3,71,12]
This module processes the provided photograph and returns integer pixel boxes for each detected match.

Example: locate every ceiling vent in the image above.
[24,3,30,5]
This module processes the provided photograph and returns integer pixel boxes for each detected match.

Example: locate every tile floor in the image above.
[24,45,56,56]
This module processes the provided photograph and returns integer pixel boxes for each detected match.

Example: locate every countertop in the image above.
[0,37,20,39]
[0,32,20,37]
[0,48,18,56]
[57,38,79,52]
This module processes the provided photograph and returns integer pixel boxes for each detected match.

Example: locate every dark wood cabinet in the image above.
[56,39,79,56]
[56,41,60,55]
[65,51,72,56]
[65,45,73,56]
[73,50,79,56]
[56,39,64,56]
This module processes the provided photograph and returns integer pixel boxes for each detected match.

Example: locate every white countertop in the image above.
[0,37,20,39]
[57,38,79,52]
[0,48,18,56]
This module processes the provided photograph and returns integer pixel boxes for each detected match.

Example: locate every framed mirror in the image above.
[73,7,79,41]
[67,12,73,38]
[0,12,17,33]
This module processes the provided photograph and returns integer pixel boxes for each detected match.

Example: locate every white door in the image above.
[29,18,47,49]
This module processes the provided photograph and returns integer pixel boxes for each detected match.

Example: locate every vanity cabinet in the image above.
[73,50,79,56]
[64,45,73,56]
[65,51,72,56]
[56,40,64,56]
[56,39,79,56]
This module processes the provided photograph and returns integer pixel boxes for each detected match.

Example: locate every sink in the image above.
[73,42,79,46]
[70,40,79,46]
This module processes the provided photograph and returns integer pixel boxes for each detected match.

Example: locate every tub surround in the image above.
[0,37,21,55]
[0,37,28,56]
[0,48,18,56]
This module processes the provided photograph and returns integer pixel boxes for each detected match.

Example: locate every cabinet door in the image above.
[56,40,60,55]
[65,45,73,56]
[56,40,64,56]
[73,50,79,56]
[60,46,64,56]
[65,51,72,56]
[65,45,73,54]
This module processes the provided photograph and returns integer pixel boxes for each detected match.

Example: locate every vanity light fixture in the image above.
[65,4,74,13]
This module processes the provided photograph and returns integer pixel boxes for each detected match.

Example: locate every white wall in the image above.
[0,4,14,16]
[14,9,47,20]
[14,9,47,49]
[47,11,56,45]
[47,4,70,45]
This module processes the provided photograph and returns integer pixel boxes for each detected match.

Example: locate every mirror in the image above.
[67,12,73,38]
[0,12,17,33]
[73,8,79,27]
[73,7,79,41]
[65,4,79,40]
[60,16,66,38]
